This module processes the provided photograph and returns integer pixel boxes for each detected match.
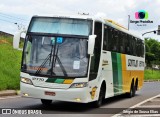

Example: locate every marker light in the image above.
[75,98,81,102]
[23,93,29,96]
[70,82,88,88]
[21,77,33,85]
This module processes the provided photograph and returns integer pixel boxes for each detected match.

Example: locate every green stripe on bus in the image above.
[111,52,123,95]
[46,78,57,83]
[117,53,122,91]
[111,52,119,94]
[54,79,65,84]
[46,78,65,84]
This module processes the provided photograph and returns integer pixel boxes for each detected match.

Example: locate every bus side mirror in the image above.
[13,29,26,50]
[13,32,21,49]
[88,35,96,55]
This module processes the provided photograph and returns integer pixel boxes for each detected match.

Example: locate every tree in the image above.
[145,38,160,68]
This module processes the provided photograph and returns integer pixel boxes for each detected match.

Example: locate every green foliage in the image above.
[145,69,160,80]
[145,43,150,52]
[0,35,22,90]
[145,38,160,67]
[145,38,158,47]
[145,52,155,67]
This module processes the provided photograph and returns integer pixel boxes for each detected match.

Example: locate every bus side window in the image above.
[141,41,145,57]
[119,32,124,53]
[136,39,140,57]
[138,39,144,57]
[121,33,126,54]
[133,37,137,56]
[108,27,112,51]
[111,28,118,52]
[129,35,132,55]
[125,34,130,55]
[103,25,108,50]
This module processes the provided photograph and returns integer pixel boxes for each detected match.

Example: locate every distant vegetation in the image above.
[144,38,160,80]
[0,35,22,90]
[145,38,160,68]
[145,69,160,80]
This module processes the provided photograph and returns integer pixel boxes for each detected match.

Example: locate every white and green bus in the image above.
[13,15,145,107]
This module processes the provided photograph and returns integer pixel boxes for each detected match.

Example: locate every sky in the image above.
[0,0,160,40]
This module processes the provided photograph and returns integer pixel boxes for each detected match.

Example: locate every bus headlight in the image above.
[21,77,33,85]
[70,82,88,88]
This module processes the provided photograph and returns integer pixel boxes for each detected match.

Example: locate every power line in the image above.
[0,18,16,24]
[0,14,28,23]
[0,12,29,22]
[0,18,27,29]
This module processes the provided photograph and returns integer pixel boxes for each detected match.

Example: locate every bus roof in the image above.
[32,14,142,40]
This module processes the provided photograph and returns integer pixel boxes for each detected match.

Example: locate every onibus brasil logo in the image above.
[130,10,153,26]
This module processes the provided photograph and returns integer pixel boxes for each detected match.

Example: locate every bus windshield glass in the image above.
[28,17,92,36]
[22,35,89,77]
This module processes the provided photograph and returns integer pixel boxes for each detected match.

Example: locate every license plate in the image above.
[45,91,56,96]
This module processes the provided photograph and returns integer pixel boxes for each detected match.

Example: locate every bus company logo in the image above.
[135,10,148,19]
[130,10,153,26]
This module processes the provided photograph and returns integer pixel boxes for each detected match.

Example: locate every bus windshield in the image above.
[22,35,89,77]
[28,17,92,36]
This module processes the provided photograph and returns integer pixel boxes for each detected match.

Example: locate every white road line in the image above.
[138,105,160,108]
[148,100,160,101]
[0,96,21,100]
[112,94,160,117]
[130,94,160,109]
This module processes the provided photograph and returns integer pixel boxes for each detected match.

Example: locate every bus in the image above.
[13,15,145,107]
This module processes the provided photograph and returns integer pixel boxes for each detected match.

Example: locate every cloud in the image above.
[95,12,107,18]
[0,0,159,40]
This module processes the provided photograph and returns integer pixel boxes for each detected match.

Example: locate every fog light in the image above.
[23,93,29,96]
[75,98,81,102]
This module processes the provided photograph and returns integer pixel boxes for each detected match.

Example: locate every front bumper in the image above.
[20,82,89,103]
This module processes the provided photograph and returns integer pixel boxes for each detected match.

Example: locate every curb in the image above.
[0,90,18,97]
[144,80,160,82]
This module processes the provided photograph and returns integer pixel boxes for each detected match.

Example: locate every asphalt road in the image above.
[0,82,160,117]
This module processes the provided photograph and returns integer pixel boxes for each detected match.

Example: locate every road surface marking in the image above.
[112,94,160,117]
[129,94,160,109]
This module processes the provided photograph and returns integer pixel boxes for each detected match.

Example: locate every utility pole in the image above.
[128,15,130,30]
[158,25,160,35]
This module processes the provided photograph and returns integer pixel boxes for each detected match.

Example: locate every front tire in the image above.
[41,99,52,105]
[93,86,105,108]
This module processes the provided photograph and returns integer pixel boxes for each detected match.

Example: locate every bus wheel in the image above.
[127,81,135,98]
[41,99,52,105]
[93,85,105,108]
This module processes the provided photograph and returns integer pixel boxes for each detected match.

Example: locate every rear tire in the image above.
[127,81,135,98]
[135,79,138,91]
[41,99,52,105]
[93,86,105,108]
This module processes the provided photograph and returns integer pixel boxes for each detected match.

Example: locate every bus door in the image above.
[89,22,102,81]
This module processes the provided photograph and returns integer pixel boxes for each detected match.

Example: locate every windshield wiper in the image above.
[51,45,68,77]
[35,53,55,75]
[35,44,56,75]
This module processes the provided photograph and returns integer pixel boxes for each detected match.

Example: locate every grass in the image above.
[144,69,160,80]
[0,35,22,90]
